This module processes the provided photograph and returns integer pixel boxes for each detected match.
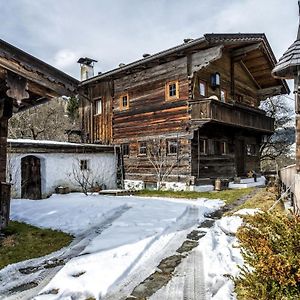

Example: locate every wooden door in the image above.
[235,140,245,176]
[21,155,41,199]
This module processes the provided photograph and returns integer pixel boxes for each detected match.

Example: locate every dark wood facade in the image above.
[79,34,289,186]
[0,39,78,228]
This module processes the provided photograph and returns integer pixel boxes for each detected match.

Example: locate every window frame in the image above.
[246,144,258,156]
[120,93,129,110]
[80,159,89,171]
[138,141,147,156]
[167,139,180,155]
[220,89,227,102]
[122,143,130,157]
[213,140,228,155]
[199,138,207,155]
[94,98,102,115]
[199,80,207,97]
[165,80,179,101]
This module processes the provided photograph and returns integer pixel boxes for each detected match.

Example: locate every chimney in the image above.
[77,57,98,81]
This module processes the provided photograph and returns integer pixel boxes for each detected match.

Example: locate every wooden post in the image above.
[294,72,300,212]
[0,97,13,229]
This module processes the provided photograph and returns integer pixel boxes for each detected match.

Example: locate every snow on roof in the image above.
[7,139,116,151]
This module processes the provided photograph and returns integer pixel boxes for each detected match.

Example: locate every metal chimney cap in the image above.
[77,57,98,65]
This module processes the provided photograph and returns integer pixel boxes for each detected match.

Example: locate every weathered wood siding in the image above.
[112,58,193,182]
[80,81,113,144]
[191,125,261,179]
[192,51,258,107]
[113,57,190,141]
[124,138,192,183]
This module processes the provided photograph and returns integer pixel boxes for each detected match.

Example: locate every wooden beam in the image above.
[240,61,261,89]
[231,43,262,58]
[257,85,283,97]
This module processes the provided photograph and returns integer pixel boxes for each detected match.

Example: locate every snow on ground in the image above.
[198,208,260,299]
[8,193,223,299]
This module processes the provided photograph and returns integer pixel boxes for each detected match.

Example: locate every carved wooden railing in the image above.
[190,99,274,133]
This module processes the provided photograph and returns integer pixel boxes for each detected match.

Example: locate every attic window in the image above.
[221,89,227,102]
[95,98,102,115]
[199,81,207,97]
[165,80,179,100]
[120,94,129,110]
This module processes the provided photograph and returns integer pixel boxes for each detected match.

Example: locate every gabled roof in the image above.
[79,33,289,95]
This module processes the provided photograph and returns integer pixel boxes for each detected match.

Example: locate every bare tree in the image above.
[259,96,295,169]
[145,137,183,190]
[68,159,103,195]
[8,97,77,141]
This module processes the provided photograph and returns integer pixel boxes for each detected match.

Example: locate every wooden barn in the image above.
[79,33,289,190]
[0,39,78,228]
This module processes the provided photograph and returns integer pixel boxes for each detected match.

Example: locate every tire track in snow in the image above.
[104,205,200,300]
[0,204,131,300]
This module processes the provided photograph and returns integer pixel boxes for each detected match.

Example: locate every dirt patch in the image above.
[19,266,41,275]
[176,240,199,254]
[186,230,206,241]
[130,271,172,299]
[157,255,182,274]
[9,282,38,293]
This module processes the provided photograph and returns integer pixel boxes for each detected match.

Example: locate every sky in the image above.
[0,0,298,81]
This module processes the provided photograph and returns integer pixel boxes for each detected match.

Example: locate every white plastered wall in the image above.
[7,152,117,198]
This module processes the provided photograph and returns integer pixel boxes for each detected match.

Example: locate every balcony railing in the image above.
[190,98,274,133]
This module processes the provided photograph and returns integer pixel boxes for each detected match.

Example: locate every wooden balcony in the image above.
[190,99,274,133]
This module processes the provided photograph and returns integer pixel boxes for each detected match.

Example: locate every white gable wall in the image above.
[7,152,117,198]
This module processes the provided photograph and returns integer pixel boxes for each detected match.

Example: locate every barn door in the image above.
[235,140,245,176]
[21,155,41,199]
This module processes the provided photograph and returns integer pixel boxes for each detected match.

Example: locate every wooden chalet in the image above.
[78,33,289,189]
[0,39,78,228]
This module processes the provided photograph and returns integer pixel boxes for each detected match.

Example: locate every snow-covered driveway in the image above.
[3,193,223,300]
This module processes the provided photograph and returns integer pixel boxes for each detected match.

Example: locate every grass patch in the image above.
[0,221,73,270]
[229,188,284,215]
[134,188,254,205]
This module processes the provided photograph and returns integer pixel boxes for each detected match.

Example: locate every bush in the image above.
[235,212,300,300]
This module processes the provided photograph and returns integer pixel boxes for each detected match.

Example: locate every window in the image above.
[122,143,130,156]
[95,98,102,115]
[221,89,227,102]
[120,94,129,110]
[213,141,227,155]
[199,139,207,154]
[236,94,244,102]
[247,144,258,156]
[80,159,89,170]
[165,80,179,100]
[139,142,147,155]
[167,139,179,155]
[199,81,207,97]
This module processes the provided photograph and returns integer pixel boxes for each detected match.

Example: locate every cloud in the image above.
[0,0,298,80]
[53,49,79,69]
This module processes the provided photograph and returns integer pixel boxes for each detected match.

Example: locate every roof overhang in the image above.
[0,39,79,112]
[79,33,289,97]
